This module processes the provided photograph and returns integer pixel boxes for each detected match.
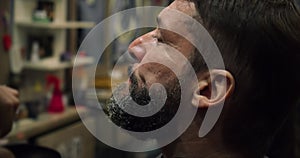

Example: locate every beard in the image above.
[103,71,181,132]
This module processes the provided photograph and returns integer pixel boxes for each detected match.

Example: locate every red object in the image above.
[153,0,163,5]
[2,34,12,52]
[46,75,64,113]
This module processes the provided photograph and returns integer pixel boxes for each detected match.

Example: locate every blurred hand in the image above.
[0,85,19,137]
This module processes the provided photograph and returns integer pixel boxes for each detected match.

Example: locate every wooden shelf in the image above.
[16,21,96,29]
[74,56,95,67]
[23,57,94,71]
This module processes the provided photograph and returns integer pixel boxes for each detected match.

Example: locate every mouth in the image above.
[128,65,136,86]
[128,64,146,87]
[126,66,152,106]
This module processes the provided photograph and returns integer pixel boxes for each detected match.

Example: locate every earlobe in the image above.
[192,70,235,108]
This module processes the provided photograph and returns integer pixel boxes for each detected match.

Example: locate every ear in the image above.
[192,69,235,108]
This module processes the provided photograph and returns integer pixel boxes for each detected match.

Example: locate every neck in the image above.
[161,111,254,158]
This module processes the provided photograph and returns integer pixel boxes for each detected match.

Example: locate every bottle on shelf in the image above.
[30,41,40,62]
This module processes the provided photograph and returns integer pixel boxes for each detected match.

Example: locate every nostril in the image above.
[128,46,146,62]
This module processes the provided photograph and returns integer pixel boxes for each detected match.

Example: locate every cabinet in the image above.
[12,0,95,102]
[13,0,95,59]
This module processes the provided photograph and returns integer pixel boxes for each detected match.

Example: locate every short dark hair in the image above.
[193,0,300,156]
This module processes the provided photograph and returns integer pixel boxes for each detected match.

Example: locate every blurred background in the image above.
[0,0,170,158]
[0,0,299,158]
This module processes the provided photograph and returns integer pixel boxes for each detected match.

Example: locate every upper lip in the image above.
[128,46,146,62]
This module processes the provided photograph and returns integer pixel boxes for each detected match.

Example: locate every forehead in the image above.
[157,0,200,29]
[157,0,200,40]
[166,0,198,17]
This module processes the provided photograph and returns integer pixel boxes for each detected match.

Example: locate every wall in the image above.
[0,0,11,84]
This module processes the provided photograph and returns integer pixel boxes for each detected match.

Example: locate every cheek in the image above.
[137,43,193,87]
[176,40,195,58]
[138,63,177,87]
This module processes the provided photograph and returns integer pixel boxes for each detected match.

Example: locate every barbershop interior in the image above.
[1,0,300,158]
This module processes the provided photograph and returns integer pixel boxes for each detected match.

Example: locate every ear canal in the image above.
[192,80,211,108]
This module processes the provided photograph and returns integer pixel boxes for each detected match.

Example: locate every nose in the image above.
[128,31,157,62]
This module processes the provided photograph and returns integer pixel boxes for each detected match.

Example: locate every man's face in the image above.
[105,0,199,132]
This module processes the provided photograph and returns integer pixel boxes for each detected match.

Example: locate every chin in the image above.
[103,73,181,133]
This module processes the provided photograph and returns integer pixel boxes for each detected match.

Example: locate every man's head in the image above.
[105,0,203,133]
[105,0,300,156]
